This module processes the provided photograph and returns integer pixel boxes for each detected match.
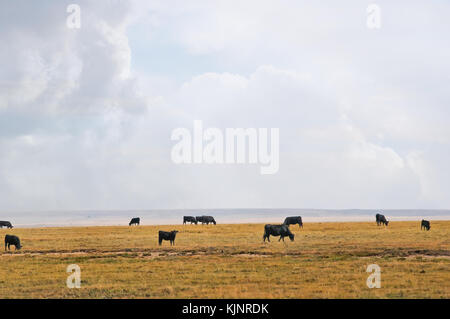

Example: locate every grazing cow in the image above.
[376,213,389,226]
[158,230,178,246]
[196,216,204,224]
[200,216,216,225]
[183,216,197,225]
[263,224,294,242]
[421,220,431,231]
[129,217,140,226]
[283,216,303,228]
[5,235,21,251]
[0,221,13,228]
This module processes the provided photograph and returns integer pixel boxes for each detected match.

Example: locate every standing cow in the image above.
[183,216,197,225]
[196,216,204,224]
[263,224,294,242]
[283,216,303,228]
[421,220,431,231]
[158,230,178,246]
[129,217,140,226]
[376,213,389,226]
[200,216,216,225]
[0,221,13,228]
[5,235,21,251]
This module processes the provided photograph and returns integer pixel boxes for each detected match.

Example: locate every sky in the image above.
[0,0,449,211]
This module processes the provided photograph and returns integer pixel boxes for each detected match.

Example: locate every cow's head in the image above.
[289,233,295,241]
[385,221,389,226]
[172,230,179,234]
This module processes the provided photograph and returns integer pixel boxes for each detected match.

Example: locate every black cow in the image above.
[0,221,13,228]
[5,235,21,251]
[283,216,303,228]
[183,216,197,225]
[158,230,178,246]
[263,224,294,242]
[199,216,216,225]
[421,220,430,231]
[376,213,389,226]
[129,217,140,226]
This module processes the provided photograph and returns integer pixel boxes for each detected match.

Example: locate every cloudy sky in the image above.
[0,0,449,211]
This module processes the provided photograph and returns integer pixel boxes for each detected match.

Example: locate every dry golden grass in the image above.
[0,221,449,298]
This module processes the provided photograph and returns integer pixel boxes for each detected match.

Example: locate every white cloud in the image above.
[0,1,149,114]
[0,1,449,210]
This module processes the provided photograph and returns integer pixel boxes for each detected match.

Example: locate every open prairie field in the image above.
[0,221,448,298]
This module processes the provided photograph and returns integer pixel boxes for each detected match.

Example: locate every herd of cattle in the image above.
[146,213,430,246]
[0,214,433,249]
[183,216,217,225]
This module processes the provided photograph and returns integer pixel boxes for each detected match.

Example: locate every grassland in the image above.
[0,221,448,298]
